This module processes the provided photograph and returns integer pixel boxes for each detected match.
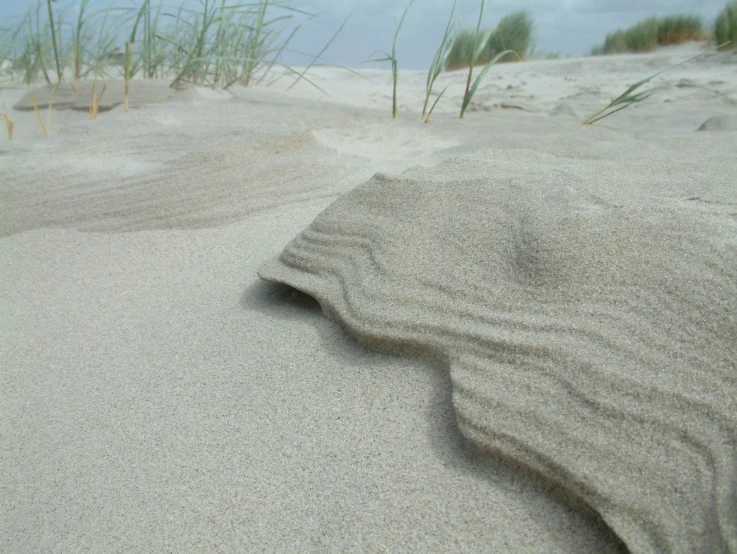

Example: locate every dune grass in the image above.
[0,0,358,138]
[486,11,534,62]
[89,77,105,118]
[445,9,532,70]
[31,93,48,135]
[366,0,415,119]
[0,109,13,140]
[287,10,352,93]
[0,114,12,139]
[422,0,456,121]
[591,14,704,55]
[458,0,520,118]
[582,45,733,124]
[45,0,63,82]
[445,29,478,71]
[715,1,737,48]
[0,0,343,92]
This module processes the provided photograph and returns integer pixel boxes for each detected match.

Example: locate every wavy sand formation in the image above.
[3,43,736,552]
[259,145,736,552]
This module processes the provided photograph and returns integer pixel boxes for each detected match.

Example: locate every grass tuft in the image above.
[657,15,705,45]
[445,28,478,71]
[715,1,737,49]
[582,45,732,124]
[446,9,532,70]
[592,14,704,54]
[1,0,330,95]
[486,10,534,62]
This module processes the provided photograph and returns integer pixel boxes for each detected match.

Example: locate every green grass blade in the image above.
[582,46,725,124]
[45,0,62,81]
[390,0,414,119]
[287,8,352,91]
[424,80,454,122]
[423,0,456,118]
[460,49,519,118]
[675,82,737,103]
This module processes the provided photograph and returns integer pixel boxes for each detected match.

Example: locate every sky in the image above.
[0,0,729,69]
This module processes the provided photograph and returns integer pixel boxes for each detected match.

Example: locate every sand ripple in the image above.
[260,155,737,553]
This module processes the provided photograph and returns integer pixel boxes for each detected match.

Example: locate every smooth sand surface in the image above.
[2,43,735,553]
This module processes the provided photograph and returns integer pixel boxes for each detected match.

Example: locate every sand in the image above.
[1,42,735,553]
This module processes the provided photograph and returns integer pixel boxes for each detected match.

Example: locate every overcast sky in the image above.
[0,0,728,69]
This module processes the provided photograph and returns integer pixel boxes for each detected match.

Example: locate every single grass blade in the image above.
[89,78,106,119]
[253,21,308,87]
[391,0,414,118]
[288,8,352,91]
[422,0,456,119]
[675,82,737,104]
[460,49,519,118]
[364,0,414,118]
[424,80,454,122]
[1,113,13,140]
[31,93,48,136]
[124,1,147,111]
[45,0,62,82]
[461,0,487,111]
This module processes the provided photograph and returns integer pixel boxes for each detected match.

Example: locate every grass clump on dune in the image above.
[657,15,705,45]
[582,45,733,124]
[0,0,357,139]
[445,28,477,71]
[457,0,519,118]
[715,1,737,49]
[445,9,532,70]
[486,11,534,63]
[4,0,129,85]
[0,0,343,92]
[150,0,315,90]
[591,14,704,55]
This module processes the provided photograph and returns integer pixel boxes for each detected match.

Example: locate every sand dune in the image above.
[2,44,736,553]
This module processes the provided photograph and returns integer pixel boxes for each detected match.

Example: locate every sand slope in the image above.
[2,44,736,553]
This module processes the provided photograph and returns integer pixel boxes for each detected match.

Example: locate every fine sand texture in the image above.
[2,43,736,553]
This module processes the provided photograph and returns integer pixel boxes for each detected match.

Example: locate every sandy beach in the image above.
[1,42,736,553]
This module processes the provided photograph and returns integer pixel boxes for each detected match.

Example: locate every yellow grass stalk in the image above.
[31,94,49,136]
[1,113,13,140]
[89,78,106,119]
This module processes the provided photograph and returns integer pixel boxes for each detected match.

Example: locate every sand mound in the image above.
[697,114,737,131]
[260,147,737,553]
[13,80,176,112]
